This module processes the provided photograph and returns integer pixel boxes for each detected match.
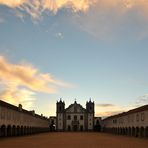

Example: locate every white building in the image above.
[102,105,148,137]
[56,99,95,131]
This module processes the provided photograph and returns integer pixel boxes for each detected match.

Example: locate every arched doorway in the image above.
[136,127,139,137]
[132,127,135,137]
[12,125,16,136]
[140,127,145,137]
[7,125,12,136]
[17,126,20,136]
[146,127,148,137]
[1,125,6,137]
[128,127,131,136]
[20,126,24,135]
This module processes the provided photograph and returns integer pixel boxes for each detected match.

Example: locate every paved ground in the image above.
[0,132,148,148]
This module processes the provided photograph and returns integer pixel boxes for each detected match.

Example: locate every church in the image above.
[56,99,95,131]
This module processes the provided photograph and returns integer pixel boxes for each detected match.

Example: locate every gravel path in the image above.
[0,132,147,148]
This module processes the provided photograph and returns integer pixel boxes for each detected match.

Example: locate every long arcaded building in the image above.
[102,105,148,137]
[0,100,50,137]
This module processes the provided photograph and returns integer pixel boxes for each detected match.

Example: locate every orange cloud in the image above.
[95,104,134,117]
[0,56,70,109]
[0,0,96,19]
[0,56,70,93]
[0,87,36,109]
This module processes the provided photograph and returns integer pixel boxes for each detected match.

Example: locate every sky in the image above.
[0,0,148,117]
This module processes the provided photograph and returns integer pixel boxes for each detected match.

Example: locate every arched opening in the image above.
[68,125,71,131]
[17,126,20,136]
[7,125,12,137]
[1,125,6,137]
[27,126,30,134]
[128,127,131,136]
[94,120,101,132]
[30,127,32,134]
[119,128,122,134]
[140,127,145,137]
[20,126,24,135]
[146,127,148,137]
[24,126,27,135]
[132,127,135,137]
[122,128,125,135]
[125,128,128,135]
[12,125,16,136]
[136,127,139,137]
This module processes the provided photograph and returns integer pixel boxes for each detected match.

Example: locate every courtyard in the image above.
[0,132,147,148]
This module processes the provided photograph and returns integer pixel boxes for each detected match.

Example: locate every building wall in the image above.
[102,105,148,137]
[65,113,85,131]
[87,113,94,130]
[0,100,50,137]
[57,113,64,130]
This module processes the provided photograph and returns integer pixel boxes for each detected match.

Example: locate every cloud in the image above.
[73,0,148,40]
[95,103,134,117]
[0,17,5,23]
[96,103,115,107]
[0,87,36,109]
[55,32,64,39]
[136,94,148,106]
[0,55,70,109]
[0,0,96,19]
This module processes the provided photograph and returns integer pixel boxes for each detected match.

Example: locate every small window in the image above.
[136,114,139,122]
[141,113,145,121]
[74,115,77,120]
[67,115,71,120]
[80,115,83,120]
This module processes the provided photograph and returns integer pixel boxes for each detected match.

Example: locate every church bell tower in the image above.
[56,99,65,131]
[86,99,94,131]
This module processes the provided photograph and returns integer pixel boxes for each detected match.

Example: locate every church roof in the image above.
[65,101,86,113]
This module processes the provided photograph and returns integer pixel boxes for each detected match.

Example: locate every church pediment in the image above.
[65,102,86,113]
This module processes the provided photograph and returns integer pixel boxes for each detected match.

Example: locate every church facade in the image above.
[56,99,95,131]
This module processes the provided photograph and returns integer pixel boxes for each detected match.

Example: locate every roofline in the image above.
[103,104,148,121]
[0,100,49,121]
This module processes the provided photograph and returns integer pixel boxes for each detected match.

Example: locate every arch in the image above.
[136,127,139,137]
[20,126,24,135]
[12,125,16,136]
[0,125,6,137]
[132,127,135,137]
[17,126,20,136]
[7,125,12,137]
[140,127,145,137]
[30,127,32,134]
[119,128,122,134]
[128,127,132,136]
[125,127,128,135]
[24,126,27,135]
[27,126,30,135]
[146,127,148,137]
[122,128,125,135]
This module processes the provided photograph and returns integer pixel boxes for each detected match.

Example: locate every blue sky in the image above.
[0,0,148,117]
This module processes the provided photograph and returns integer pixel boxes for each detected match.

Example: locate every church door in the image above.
[73,125,78,131]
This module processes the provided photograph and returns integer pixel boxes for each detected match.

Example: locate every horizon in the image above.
[0,0,148,117]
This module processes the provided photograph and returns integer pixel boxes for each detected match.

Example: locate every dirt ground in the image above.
[0,132,147,148]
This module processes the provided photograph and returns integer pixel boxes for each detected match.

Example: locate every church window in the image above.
[136,114,139,122]
[74,115,77,120]
[141,113,145,121]
[80,115,83,120]
[67,115,71,120]
[59,106,62,111]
